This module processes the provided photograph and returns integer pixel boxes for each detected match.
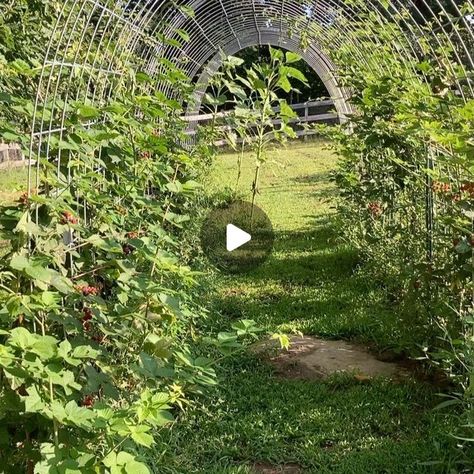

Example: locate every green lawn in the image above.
[151,140,458,473]
[0,165,28,205]
[0,146,458,473]
[204,140,404,348]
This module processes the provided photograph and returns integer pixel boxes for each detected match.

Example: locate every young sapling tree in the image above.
[229,47,308,219]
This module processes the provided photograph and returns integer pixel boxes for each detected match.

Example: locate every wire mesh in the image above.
[29,0,474,164]
[27,0,474,264]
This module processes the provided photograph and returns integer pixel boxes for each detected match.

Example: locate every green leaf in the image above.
[223,80,247,100]
[10,254,29,271]
[49,274,73,294]
[86,235,123,253]
[41,291,61,308]
[125,460,151,474]
[175,29,190,42]
[57,139,79,151]
[182,180,202,193]
[269,46,284,62]
[150,409,174,427]
[0,345,14,367]
[64,401,94,428]
[217,332,239,344]
[159,293,184,319]
[50,400,67,422]
[165,181,184,193]
[31,336,58,360]
[10,255,73,294]
[2,131,20,141]
[9,327,36,350]
[58,339,72,359]
[24,385,45,413]
[277,75,292,93]
[285,51,301,64]
[104,103,128,115]
[9,59,32,75]
[178,5,195,17]
[279,100,296,119]
[129,425,154,447]
[271,333,291,350]
[45,365,81,393]
[76,104,100,119]
[143,334,172,358]
[282,66,308,85]
[14,211,42,235]
[104,452,151,474]
[224,56,245,68]
[72,345,100,359]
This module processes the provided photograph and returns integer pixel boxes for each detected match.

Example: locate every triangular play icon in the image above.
[226,223,252,252]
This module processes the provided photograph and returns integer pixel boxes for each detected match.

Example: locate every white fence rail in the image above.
[184,99,335,123]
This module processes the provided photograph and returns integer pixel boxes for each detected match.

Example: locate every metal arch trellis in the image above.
[29,0,474,136]
[28,1,474,226]
[0,3,469,470]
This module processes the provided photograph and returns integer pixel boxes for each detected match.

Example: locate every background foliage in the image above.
[0,0,473,471]
[0,2,259,472]
[314,2,474,466]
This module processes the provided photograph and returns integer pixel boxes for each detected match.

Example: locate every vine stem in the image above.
[104,435,129,459]
[40,314,59,448]
[250,70,273,226]
[71,264,109,280]
[142,163,180,332]
[236,136,245,190]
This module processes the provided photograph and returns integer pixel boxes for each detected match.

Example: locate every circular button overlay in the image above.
[200,200,274,274]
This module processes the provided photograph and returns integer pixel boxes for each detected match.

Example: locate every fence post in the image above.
[304,102,309,141]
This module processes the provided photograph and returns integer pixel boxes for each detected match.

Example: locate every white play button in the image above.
[226,224,251,252]
[200,200,273,273]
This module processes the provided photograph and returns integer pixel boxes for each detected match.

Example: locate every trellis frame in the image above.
[27,0,474,260]
[29,0,474,159]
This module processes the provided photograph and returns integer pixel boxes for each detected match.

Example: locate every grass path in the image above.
[158,141,455,473]
[209,142,401,347]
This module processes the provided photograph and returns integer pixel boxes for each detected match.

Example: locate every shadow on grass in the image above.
[155,147,461,474]
[207,216,425,350]
[291,171,332,184]
[290,171,337,201]
[153,355,456,474]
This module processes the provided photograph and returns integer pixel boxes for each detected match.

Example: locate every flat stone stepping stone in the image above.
[254,336,402,380]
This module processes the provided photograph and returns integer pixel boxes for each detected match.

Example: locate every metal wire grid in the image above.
[154,1,473,98]
[28,0,474,193]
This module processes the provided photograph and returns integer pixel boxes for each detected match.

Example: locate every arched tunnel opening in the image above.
[193,45,331,110]
[0,1,473,472]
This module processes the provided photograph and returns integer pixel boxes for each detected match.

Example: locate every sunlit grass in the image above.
[152,140,457,473]
[0,165,29,255]
[0,165,28,205]
[204,139,407,349]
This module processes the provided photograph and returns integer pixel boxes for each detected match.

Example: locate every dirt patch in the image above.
[253,336,406,380]
[252,462,303,473]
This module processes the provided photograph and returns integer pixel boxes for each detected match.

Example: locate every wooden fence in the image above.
[0,143,23,166]
[183,99,338,145]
